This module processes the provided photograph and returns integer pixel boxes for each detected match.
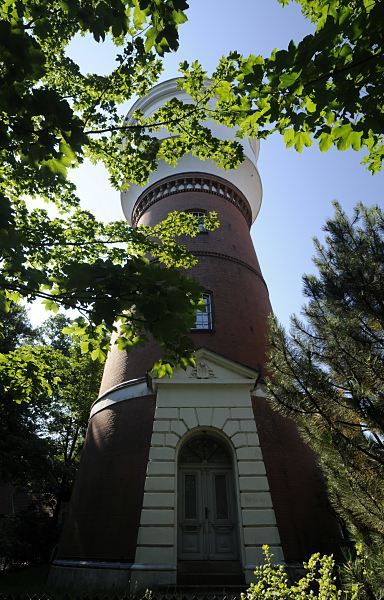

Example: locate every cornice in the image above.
[131,172,253,227]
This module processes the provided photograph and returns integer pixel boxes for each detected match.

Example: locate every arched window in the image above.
[179,435,231,465]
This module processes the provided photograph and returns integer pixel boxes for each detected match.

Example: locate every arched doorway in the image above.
[178,433,244,584]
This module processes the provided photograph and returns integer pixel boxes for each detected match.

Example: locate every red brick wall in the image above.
[57,395,156,561]
[68,173,341,566]
[252,397,342,562]
[100,182,271,393]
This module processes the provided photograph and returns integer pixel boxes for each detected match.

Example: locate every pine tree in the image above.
[267,202,384,593]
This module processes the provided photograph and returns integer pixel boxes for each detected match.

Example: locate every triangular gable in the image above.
[151,347,258,389]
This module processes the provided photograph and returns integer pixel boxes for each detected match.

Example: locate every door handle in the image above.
[205,507,209,519]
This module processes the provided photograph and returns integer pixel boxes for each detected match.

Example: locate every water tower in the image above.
[51,79,341,592]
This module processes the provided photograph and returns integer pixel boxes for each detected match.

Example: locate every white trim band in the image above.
[52,560,133,570]
[90,379,153,419]
[130,563,177,572]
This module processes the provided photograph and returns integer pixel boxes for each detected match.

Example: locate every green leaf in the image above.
[80,341,89,354]
[278,71,301,89]
[62,326,75,335]
[59,140,77,163]
[350,131,362,151]
[133,1,147,29]
[293,131,312,153]
[305,98,316,113]
[42,298,60,313]
[333,124,354,151]
[242,54,264,74]
[240,112,261,136]
[144,26,157,51]
[4,290,23,303]
[363,0,375,12]
[319,133,333,152]
[172,9,188,25]
[294,131,312,152]
[283,128,295,148]
[215,81,232,102]
[43,158,67,178]
[91,348,106,361]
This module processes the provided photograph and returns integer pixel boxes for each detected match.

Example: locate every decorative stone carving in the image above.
[189,361,215,379]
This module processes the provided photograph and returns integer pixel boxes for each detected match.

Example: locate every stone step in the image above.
[176,561,245,587]
[152,583,247,600]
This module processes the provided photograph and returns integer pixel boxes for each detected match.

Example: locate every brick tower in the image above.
[50,79,341,592]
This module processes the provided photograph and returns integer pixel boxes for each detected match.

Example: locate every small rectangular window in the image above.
[189,211,207,233]
[193,293,213,330]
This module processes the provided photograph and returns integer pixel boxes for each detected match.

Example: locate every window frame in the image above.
[186,209,208,234]
[192,292,214,332]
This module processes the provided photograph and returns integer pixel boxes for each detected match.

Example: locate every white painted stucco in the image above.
[121,78,262,224]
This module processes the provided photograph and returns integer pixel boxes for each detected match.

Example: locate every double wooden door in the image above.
[178,436,238,561]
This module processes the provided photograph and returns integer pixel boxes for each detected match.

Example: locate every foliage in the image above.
[266,203,384,595]
[0,0,190,196]
[0,303,35,351]
[1,311,103,501]
[342,543,384,600]
[0,305,56,404]
[34,315,104,518]
[0,308,58,568]
[176,0,383,172]
[0,310,104,567]
[1,197,219,396]
[0,0,225,387]
[0,305,50,484]
[241,545,359,599]
[1,0,383,393]
[0,508,56,570]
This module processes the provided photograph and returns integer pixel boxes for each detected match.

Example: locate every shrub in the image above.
[242,545,360,599]
[0,508,56,570]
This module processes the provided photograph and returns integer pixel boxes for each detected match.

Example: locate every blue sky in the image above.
[48,0,383,330]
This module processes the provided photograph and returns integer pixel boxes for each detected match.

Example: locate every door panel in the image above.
[212,524,236,555]
[207,470,237,560]
[184,473,198,519]
[181,525,203,555]
[213,473,229,519]
[179,470,205,559]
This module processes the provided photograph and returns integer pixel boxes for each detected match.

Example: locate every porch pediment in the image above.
[152,347,259,389]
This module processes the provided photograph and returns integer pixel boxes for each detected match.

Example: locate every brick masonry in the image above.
[99,183,271,394]
[53,175,342,592]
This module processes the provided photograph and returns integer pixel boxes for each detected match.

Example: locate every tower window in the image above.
[193,293,213,330]
[188,210,207,233]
